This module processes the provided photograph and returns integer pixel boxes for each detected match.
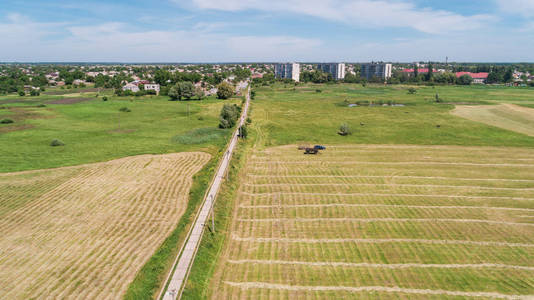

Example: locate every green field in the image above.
[0,88,237,172]
[250,83,534,147]
[186,83,534,299]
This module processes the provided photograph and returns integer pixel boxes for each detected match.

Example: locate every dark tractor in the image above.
[304,147,319,154]
[314,145,326,150]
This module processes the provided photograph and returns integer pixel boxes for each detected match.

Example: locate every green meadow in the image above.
[0,89,238,172]
[251,83,534,147]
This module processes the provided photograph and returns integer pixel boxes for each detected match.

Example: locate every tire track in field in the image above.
[251,161,534,167]
[223,281,533,299]
[227,259,534,271]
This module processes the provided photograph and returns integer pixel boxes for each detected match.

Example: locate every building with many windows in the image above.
[317,63,346,80]
[360,63,392,80]
[274,63,300,82]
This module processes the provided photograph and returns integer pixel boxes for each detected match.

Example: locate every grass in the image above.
[452,104,534,137]
[172,127,229,145]
[181,138,248,300]
[251,83,534,148]
[209,144,534,298]
[187,83,534,299]
[0,152,210,299]
[0,91,239,172]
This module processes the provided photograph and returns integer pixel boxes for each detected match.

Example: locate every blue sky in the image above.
[1,0,533,62]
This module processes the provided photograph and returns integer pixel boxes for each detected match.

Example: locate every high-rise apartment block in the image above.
[274,63,300,82]
[317,63,346,80]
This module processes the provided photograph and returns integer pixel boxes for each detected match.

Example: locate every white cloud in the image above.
[189,0,491,34]
[496,0,534,17]
[0,15,322,62]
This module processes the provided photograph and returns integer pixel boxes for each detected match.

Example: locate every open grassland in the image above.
[0,89,237,172]
[210,145,534,299]
[452,104,534,137]
[0,152,210,299]
[251,84,534,147]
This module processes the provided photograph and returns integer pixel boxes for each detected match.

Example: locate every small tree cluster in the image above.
[168,81,204,100]
[217,82,234,99]
[219,103,240,129]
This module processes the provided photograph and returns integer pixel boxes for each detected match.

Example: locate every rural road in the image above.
[161,86,250,300]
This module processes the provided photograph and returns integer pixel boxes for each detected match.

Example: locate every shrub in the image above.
[435,93,442,103]
[30,89,40,96]
[37,104,47,107]
[1,118,14,124]
[239,124,248,138]
[250,90,256,99]
[18,91,25,96]
[218,103,239,129]
[119,107,131,112]
[197,116,204,121]
[338,123,352,136]
[408,87,417,94]
[315,89,322,93]
[102,96,108,101]
[246,117,252,124]
[216,82,234,99]
[50,139,65,146]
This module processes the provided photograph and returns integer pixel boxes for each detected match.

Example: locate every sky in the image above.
[0,0,533,62]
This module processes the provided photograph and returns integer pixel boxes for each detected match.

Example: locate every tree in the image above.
[407,87,417,94]
[426,63,433,81]
[457,74,473,85]
[178,81,194,100]
[217,82,234,99]
[195,86,205,100]
[30,89,40,96]
[168,86,180,100]
[219,103,240,128]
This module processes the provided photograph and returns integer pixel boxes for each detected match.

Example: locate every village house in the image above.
[144,83,160,95]
[122,83,140,93]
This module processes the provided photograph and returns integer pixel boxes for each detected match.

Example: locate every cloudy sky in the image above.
[0,0,533,62]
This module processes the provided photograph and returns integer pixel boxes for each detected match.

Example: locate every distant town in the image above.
[1,62,533,98]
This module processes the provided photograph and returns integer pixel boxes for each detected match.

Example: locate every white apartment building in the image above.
[274,63,300,82]
[317,63,346,80]
[360,63,392,80]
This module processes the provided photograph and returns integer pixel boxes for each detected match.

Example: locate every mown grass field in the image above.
[209,145,534,299]
[0,152,210,299]
[452,104,534,137]
[185,83,534,299]
[0,88,237,172]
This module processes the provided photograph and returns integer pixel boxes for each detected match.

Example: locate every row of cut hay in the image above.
[211,146,534,299]
[0,153,210,299]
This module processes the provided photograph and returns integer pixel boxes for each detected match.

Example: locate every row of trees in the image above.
[166,81,234,101]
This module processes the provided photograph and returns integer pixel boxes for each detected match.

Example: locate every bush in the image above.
[338,123,352,136]
[246,117,252,124]
[37,104,47,107]
[102,96,108,101]
[239,124,248,138]
[315,89,322,93]
[50,139,65,147]
[250,90,256,99]
[218,103,240,129]
[30,89,40,96]
[1,118,14,124]
[18,91,25,96]
[119,107,131,112]
[407,87,417,94]
[217,82,234,99]
[435,93,442,103]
